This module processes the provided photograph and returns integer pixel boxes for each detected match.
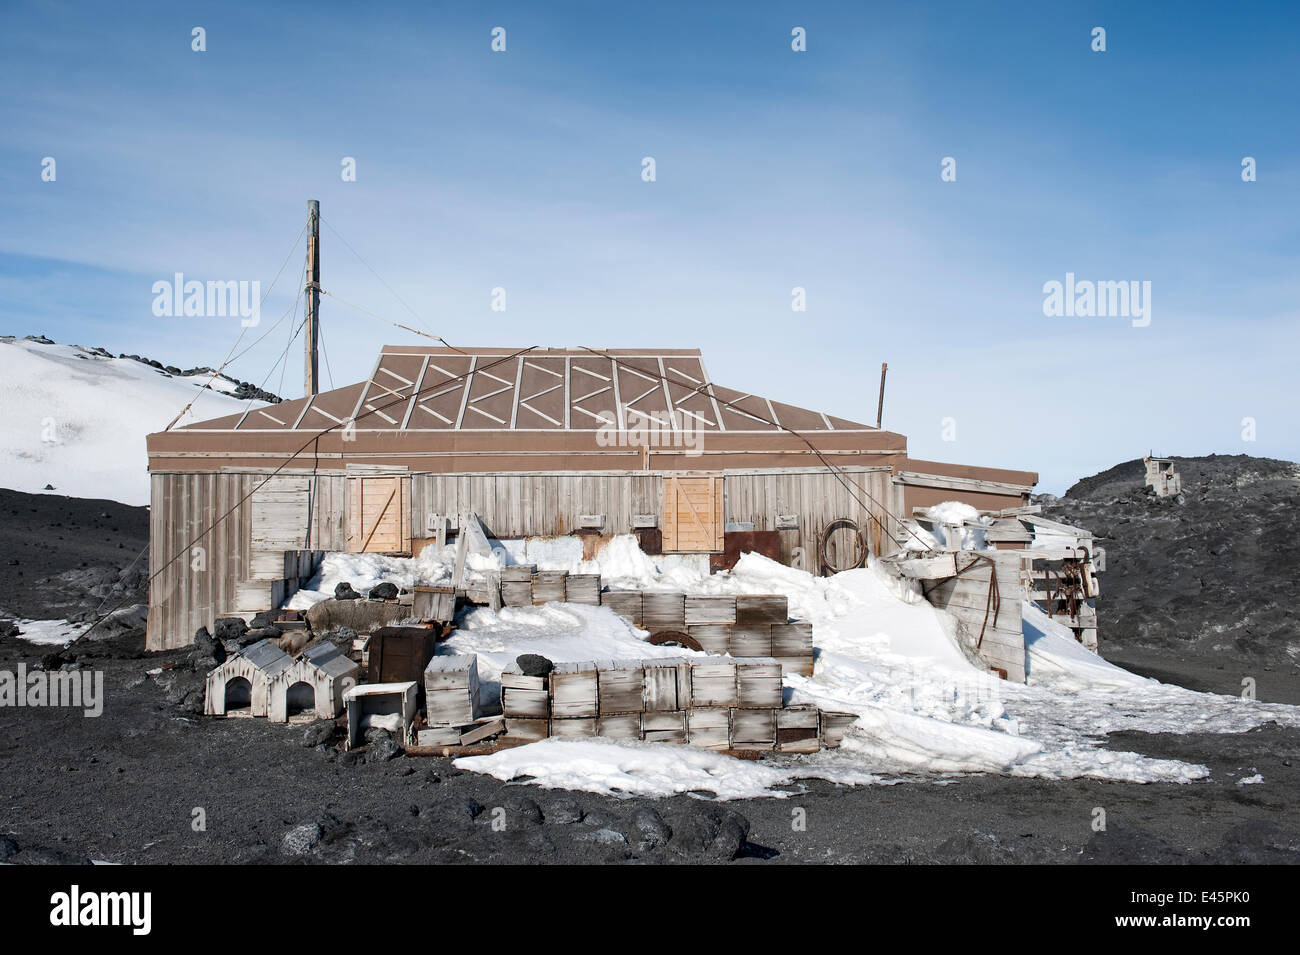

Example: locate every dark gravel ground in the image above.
[0,631,1295,865]
[0,487,148,624]
[1,461,1298,865]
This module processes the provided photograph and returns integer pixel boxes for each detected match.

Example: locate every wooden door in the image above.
[347,476,411,554]
[661,475,724,552]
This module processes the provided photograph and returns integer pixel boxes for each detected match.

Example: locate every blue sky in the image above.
[1,0,1297,492]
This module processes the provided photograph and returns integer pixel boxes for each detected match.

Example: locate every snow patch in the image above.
[454,738,884,800]
[0,339,266,505]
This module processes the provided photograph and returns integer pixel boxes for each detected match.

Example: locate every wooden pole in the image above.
[875,362,888,429]
[304,199,321,396]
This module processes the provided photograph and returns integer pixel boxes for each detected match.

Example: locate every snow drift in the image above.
[285,533,1300,799]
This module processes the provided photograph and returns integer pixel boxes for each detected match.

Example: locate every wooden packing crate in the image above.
[642,660,690,712]
[771,621,814,676]
[597,663,645,715]
[500,564,536,607]
[820,710,857,749]
[425,687,480,726]
[689,659,737,707]
[465,576,501,610]
[776,705,820,753]
[642,592,686,632]
[500,580,533,607]
[549,717,597,739]
[687,624,731,655]
[564,573,602,605]
[531,571,568,604]
[549,664,598,718]
[369,626,439,686]
[735,658,783,708]
[500,671,549,719]
[734,594,788,626]
[771,621,813,656]
[412,586,456,622]
[416,726,462,747]
[729,624,773,658]
[730,707,776,750]
[600,590,643,627]
[773,656,815,678]
[422,653,478,692]
[504,717,548,742]
[426,657,483,722]
[596,713,641,739]
[684,595,736,626]
[641,710,687,744]
[686,706,731,751]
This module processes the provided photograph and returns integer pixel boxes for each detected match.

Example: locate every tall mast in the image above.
[304,199,321,396]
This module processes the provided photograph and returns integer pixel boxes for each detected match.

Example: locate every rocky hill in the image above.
[1042,454,1300,665]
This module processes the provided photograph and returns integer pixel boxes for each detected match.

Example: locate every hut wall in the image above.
[147,470,345,651]
[722,467,897,564]
[410,471,660,539]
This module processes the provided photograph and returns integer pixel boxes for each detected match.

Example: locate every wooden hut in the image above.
[146,346,1036,650]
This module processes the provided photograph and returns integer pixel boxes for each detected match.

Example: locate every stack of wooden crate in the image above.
[600,590,815,677]
[684,595,735,654]
[417,654,501,746]
[422,654,481,727]
[499,565,535,607]
[496,655,851,753]
[499,664,550,741]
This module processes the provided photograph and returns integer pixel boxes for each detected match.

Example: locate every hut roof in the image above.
[174,346,882,436]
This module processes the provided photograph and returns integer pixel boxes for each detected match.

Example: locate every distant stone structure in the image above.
[1144,456,1182,498]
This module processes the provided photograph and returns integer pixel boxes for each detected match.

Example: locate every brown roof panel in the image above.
[169,347,880,438]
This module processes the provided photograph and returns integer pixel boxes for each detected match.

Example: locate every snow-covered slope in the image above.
[0,337,268,506]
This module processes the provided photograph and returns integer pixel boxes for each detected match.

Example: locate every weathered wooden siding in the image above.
[723,467,896,567]
[148,471,254,651]
[149,466,902,650]
[147,471,345,651]
[410,471,660,539]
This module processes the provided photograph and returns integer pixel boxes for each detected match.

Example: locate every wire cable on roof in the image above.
[66,347,539,649]
[319,215,463,353]
[578,345,930,551]
[318,288,451,345]
[161,218,309,431]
